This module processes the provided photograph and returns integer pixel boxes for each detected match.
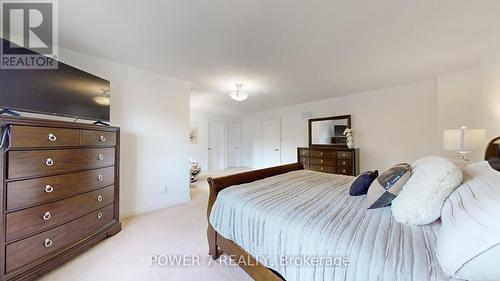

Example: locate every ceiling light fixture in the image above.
[229,84,248,101]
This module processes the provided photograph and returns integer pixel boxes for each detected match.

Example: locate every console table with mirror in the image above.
[298,115,359,176]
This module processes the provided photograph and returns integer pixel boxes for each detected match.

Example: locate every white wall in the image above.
[242,50,500,172]
[435,35,500,160]
[436,68,484,161]
[189,111,242,171]
[478,44,500,141]
[59,48,191,218]
[242,80,441,171]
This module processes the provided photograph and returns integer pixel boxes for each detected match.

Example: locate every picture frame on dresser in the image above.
[0,116,121,281]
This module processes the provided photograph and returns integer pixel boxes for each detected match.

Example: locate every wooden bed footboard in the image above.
[206,163,303,280]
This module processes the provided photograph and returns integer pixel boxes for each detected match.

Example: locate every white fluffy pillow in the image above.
[437,161,500,280]
[391,156,463,225]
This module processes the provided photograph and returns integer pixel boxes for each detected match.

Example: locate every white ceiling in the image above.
[59,0,500,115]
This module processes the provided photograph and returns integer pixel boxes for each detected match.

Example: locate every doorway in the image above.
[208,121,241,171]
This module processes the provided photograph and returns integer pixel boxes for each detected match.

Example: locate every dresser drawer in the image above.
[6,186,114,242]
[81,130,117,146]
[298,156,309,169]
[6,204,114,273]
[298,148,309,157]
[298,156,309,164]
[8,148,115,179]
[337,151,353,159]
[310,157,335,166]
[337,167,353,175]
[7,167,115,211]
[336,159,352,168]
[10,126,80,148]
[310,150,335,158]
[310,165,336,173]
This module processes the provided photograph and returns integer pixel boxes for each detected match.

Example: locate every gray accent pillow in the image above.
[366,163,411,209]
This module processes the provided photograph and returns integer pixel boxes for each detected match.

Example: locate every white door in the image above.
[227,123,240,168]
[208,121,226,171]
[261,118,281,168]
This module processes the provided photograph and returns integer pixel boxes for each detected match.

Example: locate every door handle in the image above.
[274,148,279,152]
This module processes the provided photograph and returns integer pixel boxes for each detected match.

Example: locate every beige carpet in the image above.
[40,169,253,281]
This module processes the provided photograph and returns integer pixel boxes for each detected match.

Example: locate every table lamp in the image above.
[443,127,486,161]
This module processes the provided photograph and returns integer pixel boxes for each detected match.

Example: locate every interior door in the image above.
[208,121,226,171]
[227,123,240,168]
[261,117,281,168]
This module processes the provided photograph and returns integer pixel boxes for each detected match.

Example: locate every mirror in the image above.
[309,115,351,146]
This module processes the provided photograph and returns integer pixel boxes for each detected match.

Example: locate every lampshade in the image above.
[443,127,486,152]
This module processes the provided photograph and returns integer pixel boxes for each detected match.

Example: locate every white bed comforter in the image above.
[209,170,448,281]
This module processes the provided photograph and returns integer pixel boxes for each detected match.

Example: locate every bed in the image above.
[207,163,448,281]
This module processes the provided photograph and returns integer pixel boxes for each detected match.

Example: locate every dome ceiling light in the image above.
[229,83,248,101]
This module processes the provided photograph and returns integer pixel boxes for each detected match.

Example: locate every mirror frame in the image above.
[308,115,352,147]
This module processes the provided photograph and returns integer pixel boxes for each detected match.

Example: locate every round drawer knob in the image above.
[342,169,346,173]
[42,211,51,221]
[343,161,346,165]
[97,175,104,181]
[97,154,104,160]
[44,185,54,193]
[97,195,103,202]
[99,135,106,142]
[320,167,324,171]
[48,133,57,142]
[320,159,324,163]
[44,238,53,247]
[45,158,54,166]
[97,212,103,219]
[320,152,323,156]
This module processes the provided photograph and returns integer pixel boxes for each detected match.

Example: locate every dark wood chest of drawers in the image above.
[298,147,359,176]
[0,117,121,280]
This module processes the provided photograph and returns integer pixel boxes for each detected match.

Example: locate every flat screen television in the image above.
[0,38,111,122]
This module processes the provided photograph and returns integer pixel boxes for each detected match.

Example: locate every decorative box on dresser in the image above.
[0,116,121,281]
[298,147,359,176]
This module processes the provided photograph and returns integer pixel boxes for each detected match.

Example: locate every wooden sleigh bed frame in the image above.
[206,138,500,281]
[206,163,304,281]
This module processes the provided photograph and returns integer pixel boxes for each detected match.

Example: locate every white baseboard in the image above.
[120,196,190,219]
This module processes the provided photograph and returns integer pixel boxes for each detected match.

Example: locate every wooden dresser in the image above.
[0,117,121,281]
[298,147,359,176]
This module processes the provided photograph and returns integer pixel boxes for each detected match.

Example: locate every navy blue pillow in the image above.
[349,170,379,196]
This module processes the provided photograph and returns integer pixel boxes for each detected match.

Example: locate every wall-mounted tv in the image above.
[0,38,111,122]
